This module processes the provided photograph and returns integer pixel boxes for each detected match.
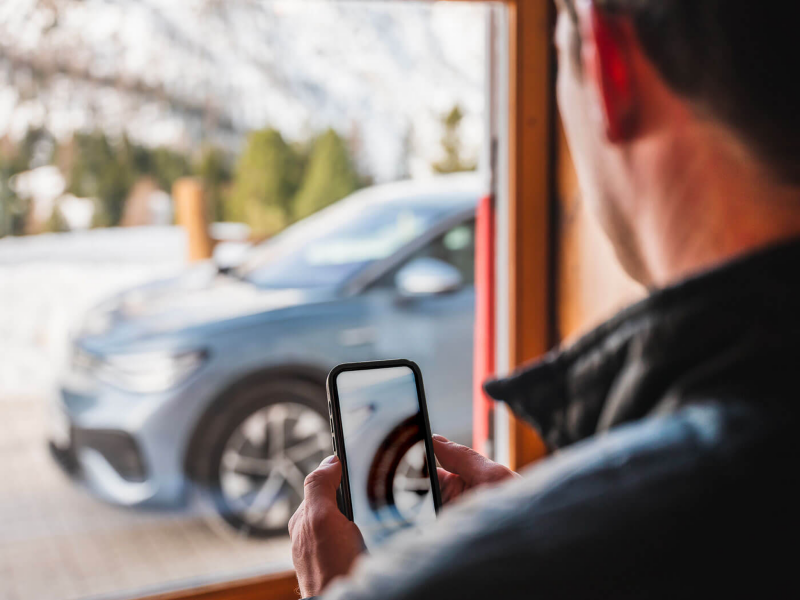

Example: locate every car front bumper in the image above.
[47,383,193,508]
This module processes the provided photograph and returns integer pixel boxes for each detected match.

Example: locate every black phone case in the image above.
[325,359,443,521]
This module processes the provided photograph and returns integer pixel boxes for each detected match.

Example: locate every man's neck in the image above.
[637,139,800,288]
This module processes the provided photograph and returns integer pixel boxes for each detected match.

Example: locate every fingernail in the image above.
[321,455,338,466]
[432,434,448,442]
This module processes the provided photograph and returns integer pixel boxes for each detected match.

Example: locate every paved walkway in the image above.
[0,394,291,600]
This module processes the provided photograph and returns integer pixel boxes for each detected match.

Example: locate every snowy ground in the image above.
[0,228,293,600]
[0,227,187,398]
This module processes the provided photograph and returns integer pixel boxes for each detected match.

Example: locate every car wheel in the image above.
[189,378,332,538]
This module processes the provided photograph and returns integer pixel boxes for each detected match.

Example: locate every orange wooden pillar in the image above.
[501,0,553,470]
[473,0,553,469]
[173,177,214,262]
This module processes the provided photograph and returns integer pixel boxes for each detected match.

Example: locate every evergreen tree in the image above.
[196,146,232,222]
[0,128,57,236]
[293,129,361,220]
[66,131,136,227]
[227,129,303,237]
[0,158,27,237]
[432,104,477,174]
[64,133,200,227]
[150,147,192,193]
[44,203,69,233]
[17,128,55,170]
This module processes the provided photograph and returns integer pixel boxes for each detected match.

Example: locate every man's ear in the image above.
[579,2,640,142]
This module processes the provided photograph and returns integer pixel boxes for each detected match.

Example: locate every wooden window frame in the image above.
[133,1,556,598]
[494,0,554,471]
[134,571,299,600]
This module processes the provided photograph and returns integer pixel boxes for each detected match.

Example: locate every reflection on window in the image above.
[379,219,476,287]
[243,199,445,288]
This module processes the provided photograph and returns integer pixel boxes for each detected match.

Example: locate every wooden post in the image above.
[173,177,213,262]
[504,0,553,470]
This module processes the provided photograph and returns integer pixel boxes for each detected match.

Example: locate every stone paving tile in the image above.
[0,395,291,600]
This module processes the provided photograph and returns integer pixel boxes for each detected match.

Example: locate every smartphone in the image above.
[327,359,442,549]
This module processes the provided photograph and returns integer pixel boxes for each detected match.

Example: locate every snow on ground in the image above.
[0,227,187,397]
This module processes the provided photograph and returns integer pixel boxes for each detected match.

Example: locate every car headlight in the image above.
[96,350,208,393]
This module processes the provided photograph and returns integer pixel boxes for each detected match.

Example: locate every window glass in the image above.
[0,1,487,598]
[242,199,447,289]
[437,221,477,284]
[375,218,476,288]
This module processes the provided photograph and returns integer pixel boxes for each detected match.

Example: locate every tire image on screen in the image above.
[365,415,432,533]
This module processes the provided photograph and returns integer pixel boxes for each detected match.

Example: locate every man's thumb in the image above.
[432,436,493,485]
[303,455,342,501]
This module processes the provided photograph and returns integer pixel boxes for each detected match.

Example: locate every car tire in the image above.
[188,377,331,538]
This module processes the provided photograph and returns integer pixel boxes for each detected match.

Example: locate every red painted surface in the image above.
[473,194,495,456]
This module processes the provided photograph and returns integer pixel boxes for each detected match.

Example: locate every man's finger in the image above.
[432,435,497,486]
[303,455,342,506]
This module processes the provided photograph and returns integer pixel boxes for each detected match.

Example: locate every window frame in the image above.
[133,571,299,600]
[489,0,554,470]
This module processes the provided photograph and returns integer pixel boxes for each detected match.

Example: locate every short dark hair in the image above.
[564,0,800,185]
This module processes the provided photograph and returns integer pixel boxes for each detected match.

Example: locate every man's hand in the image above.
[289,455,365,598]
[433,435,519,505]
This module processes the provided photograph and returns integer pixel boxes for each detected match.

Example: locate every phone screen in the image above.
[335,365,437,548]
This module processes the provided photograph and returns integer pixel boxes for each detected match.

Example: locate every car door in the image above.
[361,217,476,445]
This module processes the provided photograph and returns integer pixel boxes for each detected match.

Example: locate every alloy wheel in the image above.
[218,402,331,531]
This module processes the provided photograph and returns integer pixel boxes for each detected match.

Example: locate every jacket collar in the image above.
[484,238,800,451]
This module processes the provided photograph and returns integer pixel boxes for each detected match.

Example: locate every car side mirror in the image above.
[213,242,252,274]
[395,257,463,298]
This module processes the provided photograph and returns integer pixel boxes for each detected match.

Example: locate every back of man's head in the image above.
[557,0,800,285]
[588,0,799,185]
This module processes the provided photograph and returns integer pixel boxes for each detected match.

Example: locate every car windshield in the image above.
[238,194,447,289]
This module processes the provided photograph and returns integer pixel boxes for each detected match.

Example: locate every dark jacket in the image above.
[325,240,800,599]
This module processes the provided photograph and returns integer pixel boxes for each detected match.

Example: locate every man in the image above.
[289,0,800,597]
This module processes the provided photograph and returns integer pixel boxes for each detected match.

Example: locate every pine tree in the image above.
[66,131,136,227]
[293,129,361,220]
[150,147,192,193]
[0,128,55,235]
[196,146,232,222]
[432,105,477,174]
[0,160,28,237]
[227,129,302,237]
